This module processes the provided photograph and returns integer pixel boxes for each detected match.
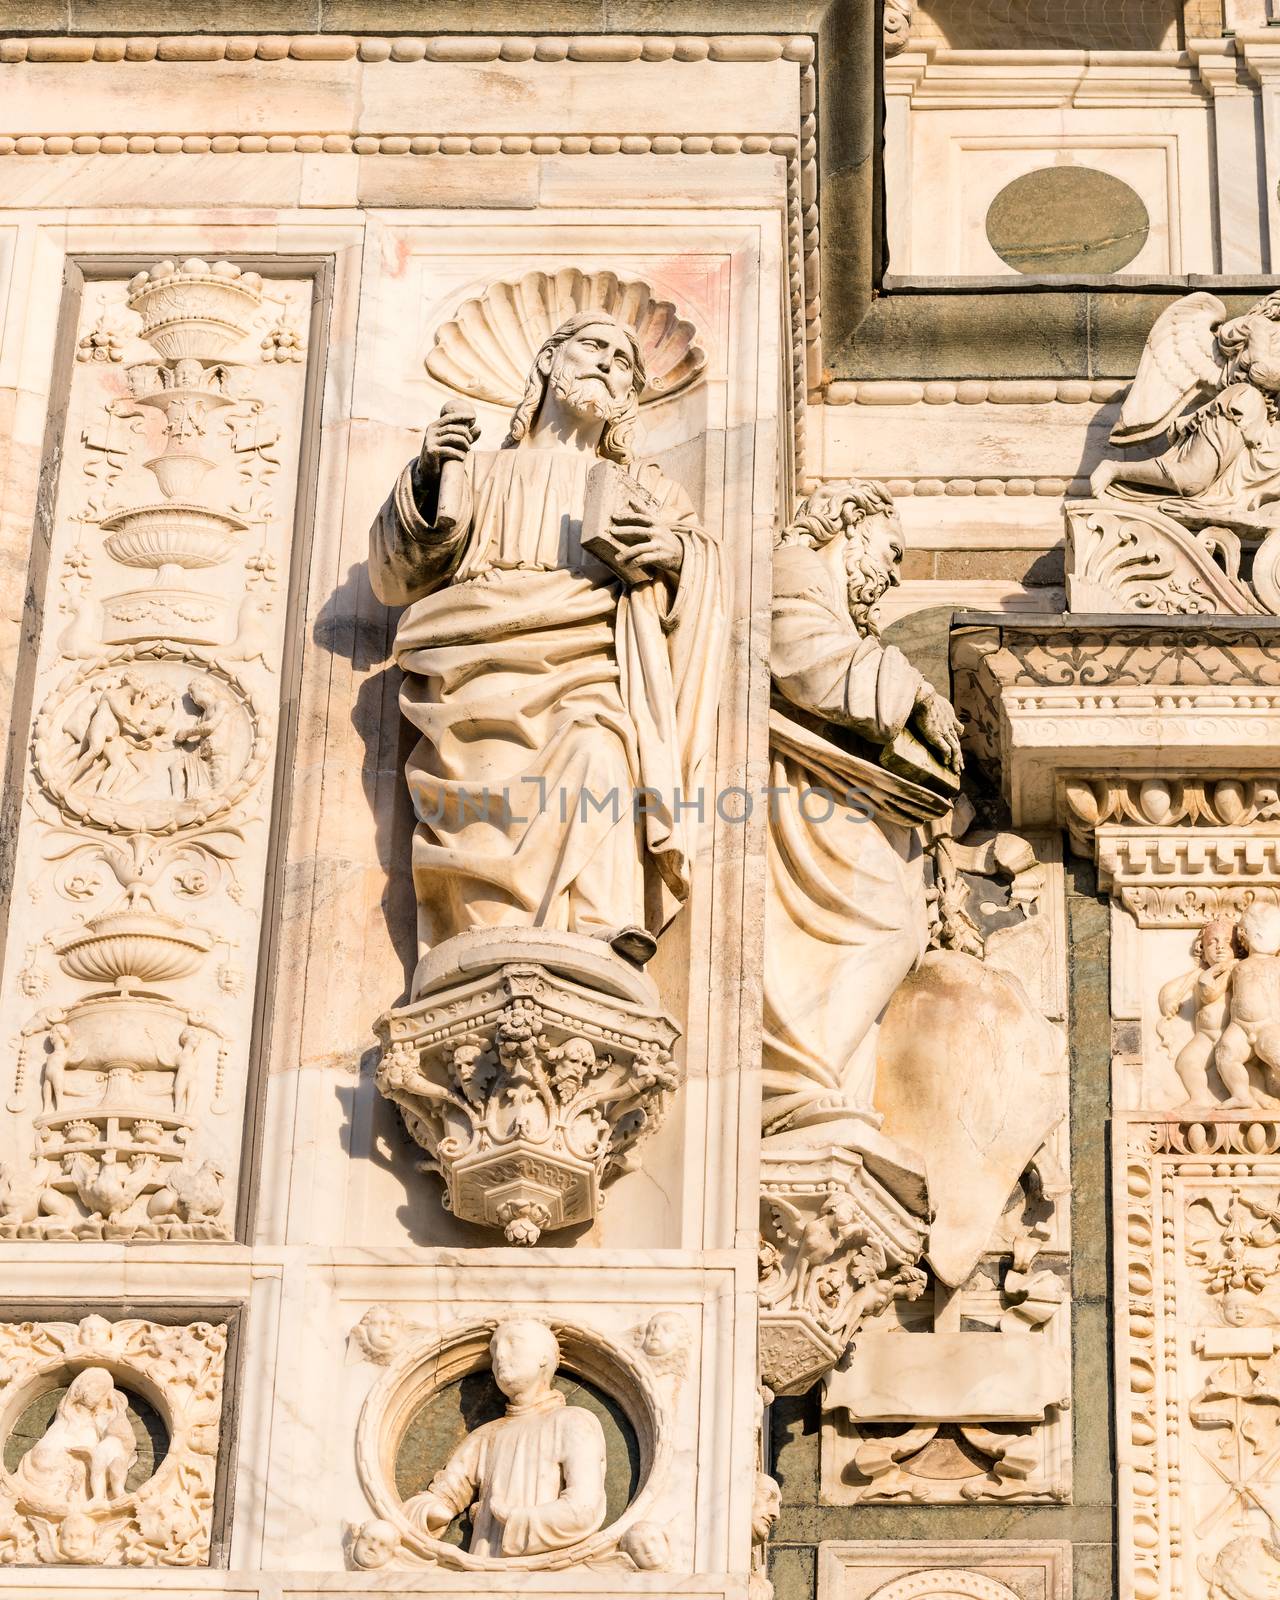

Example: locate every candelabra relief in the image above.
[0,258,313,1240]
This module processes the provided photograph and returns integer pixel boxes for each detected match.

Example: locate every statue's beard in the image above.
[549,366,628,426]
[846,552,893,635]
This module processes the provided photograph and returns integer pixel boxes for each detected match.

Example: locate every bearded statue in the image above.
[763,477,962,1146]
[370,310,727,993]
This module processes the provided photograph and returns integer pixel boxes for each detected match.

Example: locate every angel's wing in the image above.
[766,1195,806,1245]
[1111,290,1227,446]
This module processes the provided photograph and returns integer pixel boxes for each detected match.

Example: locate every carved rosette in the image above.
[0,1313,226,1567]
[377,957,680,1243]
[758,1146,928,1396]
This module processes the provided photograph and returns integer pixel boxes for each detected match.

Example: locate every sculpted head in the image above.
[352,1516,400,1569]
[507,311,646,464]
[1197,915,1240,967]
[1203,1533,1280,1599]
[66,1366,116,1413]
[751,1471,782,1543]
[1241,903,1280,957]
[621,1520,670,1570]
[58,1509,98,1562]
[489,1318,560,1404]
[1222,292,1280,394]
[779,479,904,635]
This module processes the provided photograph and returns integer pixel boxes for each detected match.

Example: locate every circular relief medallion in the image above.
[869,1571,1022,1600]
[355,1317,670,1572]
[33,646,268,833]
[986,166,1150,274]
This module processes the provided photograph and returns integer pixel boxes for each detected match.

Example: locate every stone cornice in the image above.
[951,613,1280,828]
[0,28,822,457]
[0,33,815,63]
[952,616,1280,922]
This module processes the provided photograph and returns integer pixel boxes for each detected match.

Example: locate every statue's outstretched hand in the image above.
[911,689,964,772]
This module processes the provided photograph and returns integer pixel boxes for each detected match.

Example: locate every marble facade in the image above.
[0,6,1277,1600]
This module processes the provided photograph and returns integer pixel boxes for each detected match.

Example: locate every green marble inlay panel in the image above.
[986,167,1150,275]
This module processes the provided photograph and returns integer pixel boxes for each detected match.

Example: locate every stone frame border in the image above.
[817,1539,1072,1600]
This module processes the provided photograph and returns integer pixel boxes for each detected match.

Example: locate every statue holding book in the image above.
[370,310,727,992]
[757,478,965,1393]
[369,307,725,1241]
[764,478,962,1146]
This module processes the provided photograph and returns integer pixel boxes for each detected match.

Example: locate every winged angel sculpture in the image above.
[1069,289,1280,614]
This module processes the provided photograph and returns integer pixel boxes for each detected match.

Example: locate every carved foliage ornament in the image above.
[0,1314,225,1567]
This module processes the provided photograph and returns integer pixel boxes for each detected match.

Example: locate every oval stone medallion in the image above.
[986,166,1150,273]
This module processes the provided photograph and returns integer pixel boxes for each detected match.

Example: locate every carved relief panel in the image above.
[820,828,1072,1505]
[0,259,315,1242]
[281,1258,740,1578]
[818,1540,1071,1600]
[0,1312,228,1567]
[1116,1113,1280,1600]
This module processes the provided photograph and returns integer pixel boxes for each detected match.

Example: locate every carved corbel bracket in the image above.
[376,933,681,1244]
[758,1145,928,1398]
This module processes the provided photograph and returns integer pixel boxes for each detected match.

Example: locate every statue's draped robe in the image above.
[405,1391,607,1558]
[763,542,930,1138]
[1113,382,1280,516]
[371,447,725,983]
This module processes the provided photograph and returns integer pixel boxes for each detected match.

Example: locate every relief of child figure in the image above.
[1158,914,1241,1106]
[1214,902,1280,1109]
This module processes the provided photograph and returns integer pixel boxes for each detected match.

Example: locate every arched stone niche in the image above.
[354,1316,671,1571]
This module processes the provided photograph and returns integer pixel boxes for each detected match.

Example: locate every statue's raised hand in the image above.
[418,400,480,479]
[606,503,686,583]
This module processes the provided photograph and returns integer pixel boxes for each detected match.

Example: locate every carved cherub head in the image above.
[1241,903,1280,958]
[508,311,647,465]
[489,1318,560,1405]
[1195,915,1241,968]
[351,1303,406,1364]
[352,1516,400,1569]
[778,479,904,635]
[1202,1532,1280,1599]
[57,1510,98,1563]
[621,1519,670,1570]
